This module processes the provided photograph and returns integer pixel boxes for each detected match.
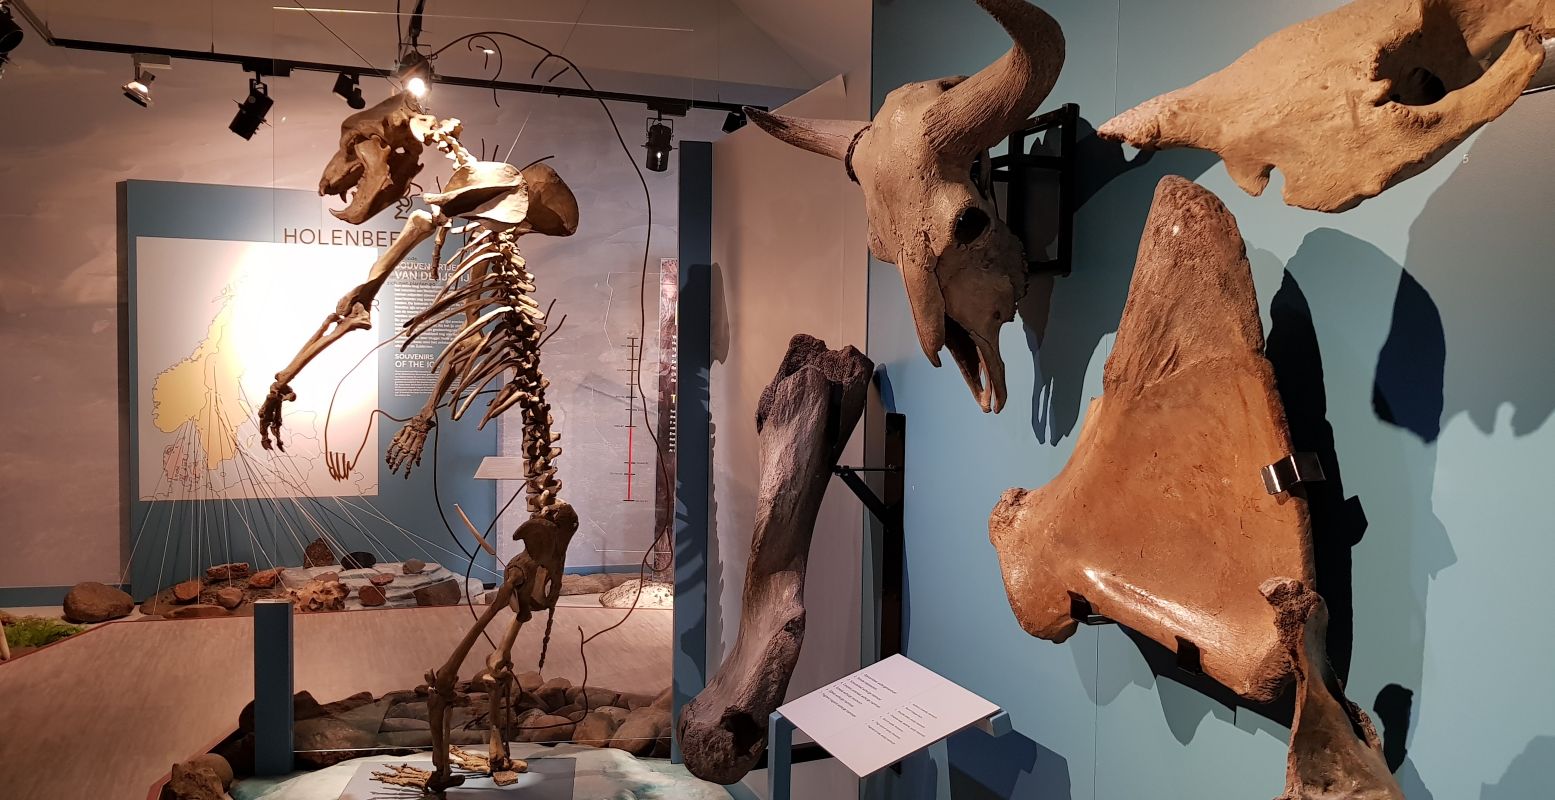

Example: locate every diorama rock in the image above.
[62,581,133,623]
[302,537,336,568]
[172,579,203,604]
[560,572,630,596]
[600,578,674,609]
[213,587,244,610]
[387,702,429,721]
[566,685,620,710]
[402,559,427,575]
[358,584,387,607]
[205,562,250,581]
[293,717,379,768]
[162,760,226,800]
[537,677,572,710]
[517,714,574,743]
[368,573,395,587]
[340,551,377,570]
[517,671,544,693]
[413,578,461,607]
[574,709,623,747]
[609,708,671,756]
[247,567,283,589]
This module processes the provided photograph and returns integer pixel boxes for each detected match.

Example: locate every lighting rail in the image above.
[6,0,763,116]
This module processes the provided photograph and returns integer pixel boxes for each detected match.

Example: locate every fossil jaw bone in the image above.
[743,0,1064,413]
[1099,0,1552,212]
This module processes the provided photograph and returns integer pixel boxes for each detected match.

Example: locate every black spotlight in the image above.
[229,76,274,140]
[0,3,22,55]
[644,115,675,173]
[0,1,23,74]
[332,72,365,109]
[722,109,747,134]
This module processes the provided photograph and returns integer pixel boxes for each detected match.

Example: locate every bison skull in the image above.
[320,91,433,224]
[1099,0,1552,212]
[744,0,1064,413]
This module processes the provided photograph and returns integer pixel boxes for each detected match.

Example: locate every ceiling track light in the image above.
[644,114,676,173]
[122,53,169,107]
[396,50,433,101]
[229,74,273,140]
[332,71,364,109]
[722,109,747,134]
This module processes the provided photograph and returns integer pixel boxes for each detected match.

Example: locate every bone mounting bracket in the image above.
[1068,591,1115,626]
[831,411,906,661]
[985,102,1079,277]
[1261,452,1326,495]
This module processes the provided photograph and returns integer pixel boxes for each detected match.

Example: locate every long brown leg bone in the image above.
[989,175,1311,702]
[678,334,872,784]
[259,209,443,450]
[1262,579,1403,800]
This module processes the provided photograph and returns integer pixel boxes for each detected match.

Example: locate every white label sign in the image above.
[777,654,1000,776]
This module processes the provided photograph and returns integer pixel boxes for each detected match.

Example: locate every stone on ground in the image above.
[62,581,134,623]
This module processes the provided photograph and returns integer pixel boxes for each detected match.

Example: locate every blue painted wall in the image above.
[869,1,1555,798]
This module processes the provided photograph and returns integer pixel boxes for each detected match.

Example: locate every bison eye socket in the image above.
[953,207,990,244]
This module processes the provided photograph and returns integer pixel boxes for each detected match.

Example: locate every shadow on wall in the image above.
[1373,683,1434,799]
[1266,268,1372,683]
[1019,118,1221,445]
[893,729,1072,800]
[947,729,1071,800]
[1396,97,1555,439]
[705,262,730,652]
[1482,736,1555,799]
[1281,228,1453,800]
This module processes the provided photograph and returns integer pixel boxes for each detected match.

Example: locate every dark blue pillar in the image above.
[253,598,295,776]
[672,139,714,764]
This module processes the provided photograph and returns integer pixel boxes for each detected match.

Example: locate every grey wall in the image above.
[709,74,872,798]
[0,40,795,592]
[868,1,1555,799]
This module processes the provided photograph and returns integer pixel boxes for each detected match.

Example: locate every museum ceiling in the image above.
[22,0,851,91]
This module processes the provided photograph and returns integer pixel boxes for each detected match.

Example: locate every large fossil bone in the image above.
[678,334,872,784]
[743,0,1063,413]
[1099,0,1552,212]
[1263,579,1402,800]
[989,176,1401,798]
[320,91,434,224]
[989,175,1311,701]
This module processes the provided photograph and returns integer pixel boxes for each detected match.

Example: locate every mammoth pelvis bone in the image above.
[1100,0,1552,212]
[744,0,1064,413]
[678,334,872,785]
[989,176,1402,799]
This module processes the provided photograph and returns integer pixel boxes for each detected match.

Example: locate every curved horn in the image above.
[923,0,1066,157]
[744,106,867,162]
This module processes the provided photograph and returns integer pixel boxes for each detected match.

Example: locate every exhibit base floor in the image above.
[232,746,731,800]
[0,604,671,800]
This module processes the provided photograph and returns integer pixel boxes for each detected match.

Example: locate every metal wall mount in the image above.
[1261,452,1326,495]
[987,102,1080,277]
